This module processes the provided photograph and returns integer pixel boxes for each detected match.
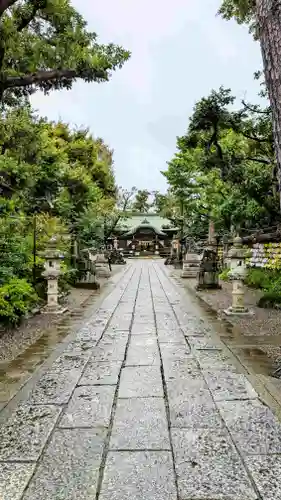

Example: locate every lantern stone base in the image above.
[224,306,253,316]
[95,265,110,278]
[42,305,68,315]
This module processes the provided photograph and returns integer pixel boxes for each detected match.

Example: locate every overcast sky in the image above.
[31,0,263,193]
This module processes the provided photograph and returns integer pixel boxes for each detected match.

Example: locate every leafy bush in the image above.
[219,268,230,281]
[0,278,38,326]
[244,268,277,290]
[244,268,281,308]
[257,291,281,309]
[59,268,78,294]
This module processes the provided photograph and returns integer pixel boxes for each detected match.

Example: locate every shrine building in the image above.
[112,213,178,257]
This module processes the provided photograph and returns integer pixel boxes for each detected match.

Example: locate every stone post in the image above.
[42,236,67,314]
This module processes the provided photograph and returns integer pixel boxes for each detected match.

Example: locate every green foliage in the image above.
[244,268,281,309]
[218,0,257,37]
[257,291,281,309]
[244,268,274,289]
[0,105,123,325]
[132,189,151,213]
[218,0,255,24]
[163,86,278,239]
[0,2,131,326]
[0,0,130,105]
[219,268,230,281]
[0,278,38,325]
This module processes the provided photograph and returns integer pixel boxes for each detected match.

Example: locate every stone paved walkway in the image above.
[1,261,281,499]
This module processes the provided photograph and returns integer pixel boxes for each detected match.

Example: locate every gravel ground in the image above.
[171,270,281,365]
[0,266,124,363]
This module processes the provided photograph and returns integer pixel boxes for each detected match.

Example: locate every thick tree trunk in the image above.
[256,0,281,211]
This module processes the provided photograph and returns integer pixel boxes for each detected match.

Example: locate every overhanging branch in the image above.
[245,156,271,165]
[3,67,108,90]
[242,99,271,115]
[241,131,270,143]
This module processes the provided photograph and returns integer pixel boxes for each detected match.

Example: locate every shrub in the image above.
[244,268,281,308]
[219,268,230,281]
[257,291,281,309]
[0,278,38,326]
[58,268,78,294]
[244,268,274,290]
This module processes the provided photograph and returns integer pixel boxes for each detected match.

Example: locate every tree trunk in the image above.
[256,0,281,211]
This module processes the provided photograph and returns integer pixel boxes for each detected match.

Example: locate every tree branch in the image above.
[3,67,108,90]
[245,156,271,165]
[0,0,17,18]
[241,100,271,115]
[241,131,270,143]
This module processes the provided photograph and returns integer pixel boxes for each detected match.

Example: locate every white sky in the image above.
[31,0,263,192]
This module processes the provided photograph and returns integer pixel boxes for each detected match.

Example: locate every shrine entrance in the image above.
[116,216,177,257]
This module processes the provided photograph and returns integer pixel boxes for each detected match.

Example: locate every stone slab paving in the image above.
[59,385,115,429]
[99,451,177,500]
[0,404,62,461]
[78,360,122,386]
[109,397,170,450]
[1,260,281,499]
[126,335,160,366]
[22,428,106,500]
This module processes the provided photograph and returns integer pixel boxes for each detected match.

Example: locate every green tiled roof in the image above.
[118,213,175,231]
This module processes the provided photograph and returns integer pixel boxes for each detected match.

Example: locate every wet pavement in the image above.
[1,260,281,499]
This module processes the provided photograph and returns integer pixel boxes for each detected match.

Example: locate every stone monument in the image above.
[196,240,221,290]
[181,253,200,278]
[95,253,110,278]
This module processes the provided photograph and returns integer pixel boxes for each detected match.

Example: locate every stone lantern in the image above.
[227,236,245,270]
[42,236,66,313]
[224,236,252,315]
[224,264,252,315]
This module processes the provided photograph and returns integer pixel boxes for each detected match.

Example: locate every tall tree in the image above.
[0,0,130,104]
[132,189,151,213]
[103,186,136,242]
[163,87,279,238]
[219,0,281,210]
